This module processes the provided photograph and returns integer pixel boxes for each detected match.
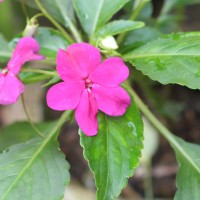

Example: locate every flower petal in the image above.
[57,43,101,81]
[7,37,44,74]
[89,57,129,87]
[75,90,98,136]
[46,81,84,111]
[0,73,24,104]
[92,84,131,116]
[56,49,82,82]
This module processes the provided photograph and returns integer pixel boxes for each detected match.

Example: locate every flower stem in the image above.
[117,0,149,44]
[130,0,150,21]
[50,110,73,137]
[68,22,83,42]
[56,4,82,42]
[20,0,29,19]
[21,68,58,76]
[21,94,44,138]
[31,13,45,21]
[34,0,74,43]
[124,82,180,149]
[143,160,154,199]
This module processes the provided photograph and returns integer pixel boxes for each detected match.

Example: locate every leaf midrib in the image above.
[98,22,144,38]
[90,0,104,36]
[103,114,110,200]
[172,137,200,175]
[55,0,71,27]
[124,53,200,60]
[2,138,51,199]
[1,111,70,199]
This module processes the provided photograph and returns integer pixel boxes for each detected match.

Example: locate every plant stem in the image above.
[143,160,154,199]
[21,94,44,138]
[125,83,200,176]
[124,82,180,149]
[130,0,150,21]
[21,95,72,138]
[31,13,45,21]
[64,18,82,42]
[56,4,82,42]
[117,0,149,44]
[34,0,74,43]
[21,0,29,19]
[39,58,56,66]
[50,110,72,138]
[21,68,57,76]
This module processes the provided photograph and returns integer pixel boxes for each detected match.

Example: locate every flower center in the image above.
[85,78,92,91]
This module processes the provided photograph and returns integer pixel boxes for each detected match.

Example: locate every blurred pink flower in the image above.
[0,37,44,105]
[47,43,131,136]
[0,0,3,2]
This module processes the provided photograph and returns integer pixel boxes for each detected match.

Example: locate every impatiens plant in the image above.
[0,0,200,200]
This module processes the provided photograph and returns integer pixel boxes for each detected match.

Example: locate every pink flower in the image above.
[0,37,44,104]
[47,43,131,136]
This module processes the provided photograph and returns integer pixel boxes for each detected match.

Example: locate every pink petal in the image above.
[75,90,98,136]
[56,49,83,82]
[92,84,131,116]
[57,43,101,81]
[0,73,24,104]
[46,81,84,111]
[89,57,129,87]
[7,37,44,75]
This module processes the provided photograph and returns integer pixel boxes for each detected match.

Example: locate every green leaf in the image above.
[80,97,143,200]
[35,27,69,59]
[19,72,50,84]
[0,34,12,63]
[43,0,75,27]
[0,121,55,151]
[73,0,130,36]
[0,111,71,200]
[93,20,144,42]
[0,138,69,200]
[19,68,57,84]
[171,136,200,200]
[17,0,74,28]
[120,26,162,54]
[124,32,200,89]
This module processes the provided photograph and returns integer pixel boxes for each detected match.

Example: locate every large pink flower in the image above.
[47,43,131,136]
[0,37,44,104]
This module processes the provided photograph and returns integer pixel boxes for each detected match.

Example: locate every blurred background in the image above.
[0,0,200,199]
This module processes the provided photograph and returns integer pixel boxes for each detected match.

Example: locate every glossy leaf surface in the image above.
[0,118,70,200]
[124,32,200,89]
[172,136,200,200]
[80,97,143,200]
[0,121,55,151]
[73,0,130,36]
[94,20,144,40]
[18,0,74,28]
[35,27,69,59]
